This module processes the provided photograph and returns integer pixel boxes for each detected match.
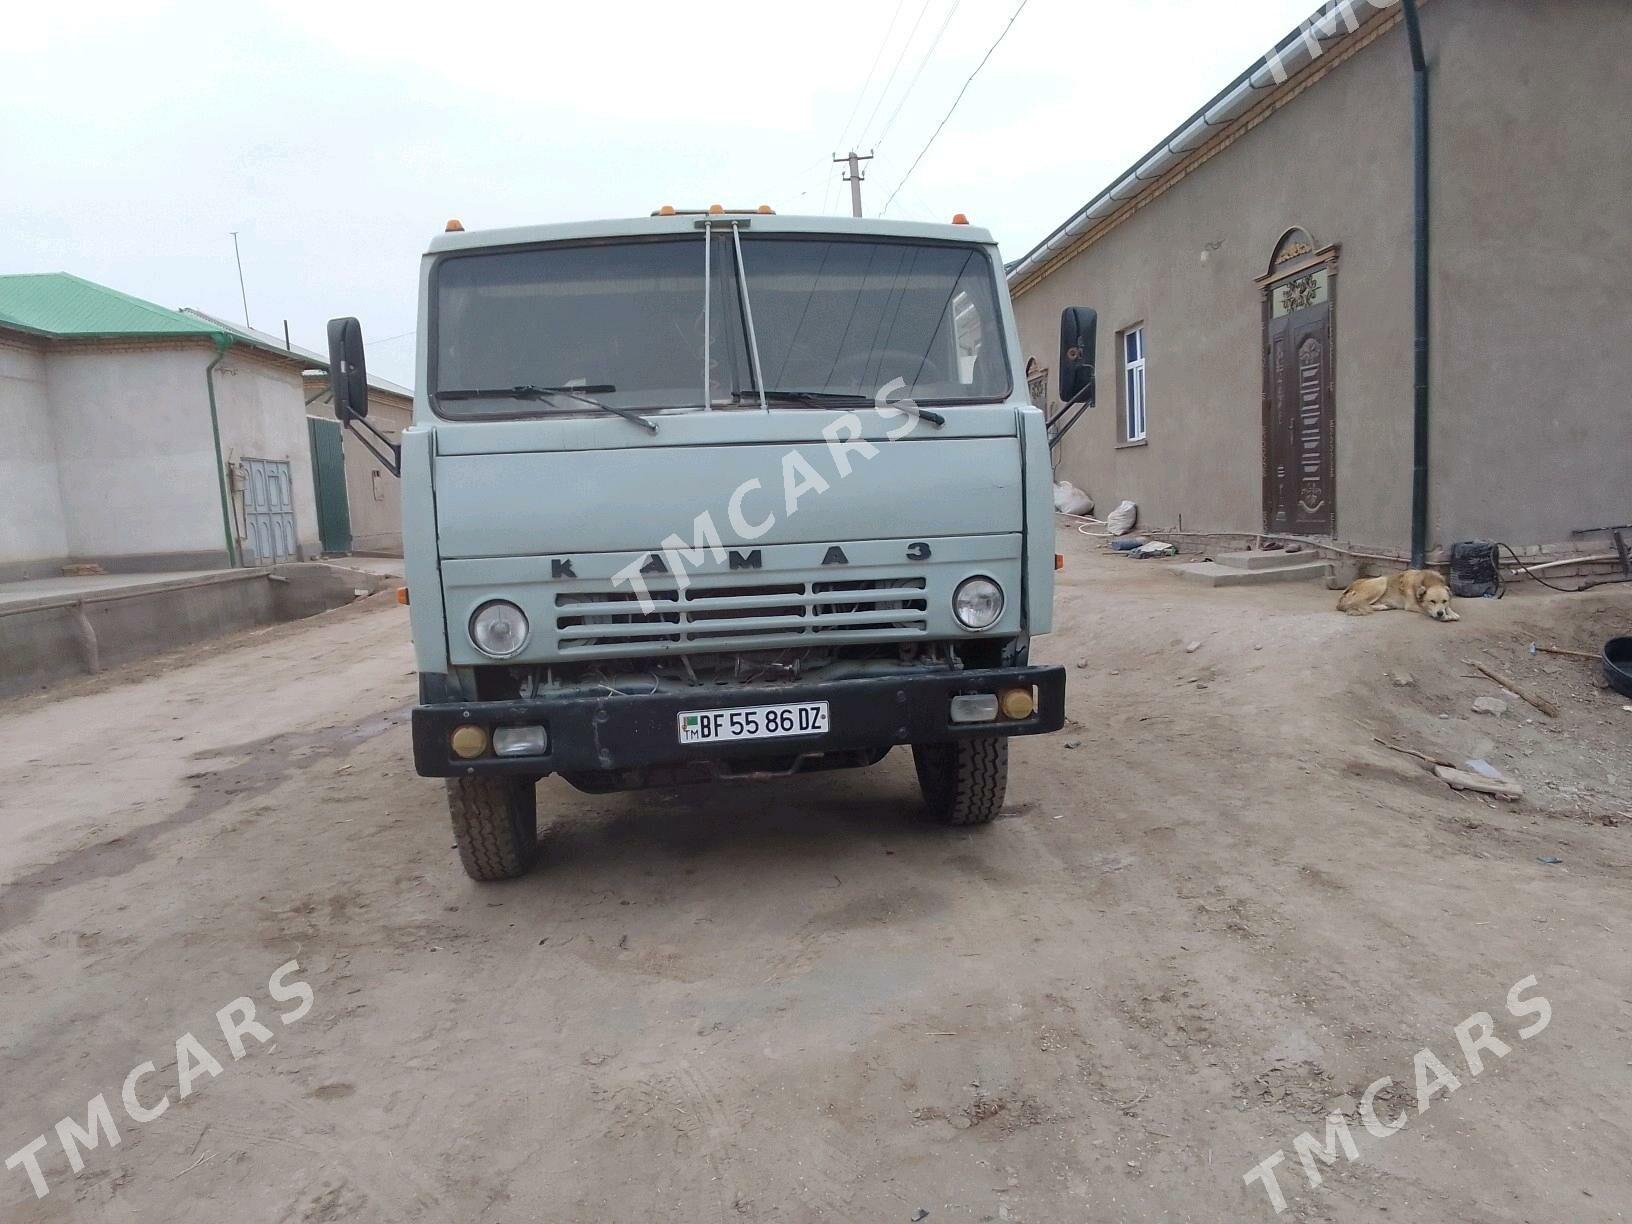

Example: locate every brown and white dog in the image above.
[1337,569,1461,621]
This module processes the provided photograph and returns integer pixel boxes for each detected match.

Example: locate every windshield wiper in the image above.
[435,385,657,433]
[741,389,945,427]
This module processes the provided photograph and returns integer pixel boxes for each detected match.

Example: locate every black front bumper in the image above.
[412,664,1067,777]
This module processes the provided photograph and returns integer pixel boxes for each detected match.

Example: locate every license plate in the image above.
[677,702,830,745]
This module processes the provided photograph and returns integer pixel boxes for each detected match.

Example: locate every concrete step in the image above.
[1211,549,1322,571]
[1173,560,1330,588]
[0,563,388,697]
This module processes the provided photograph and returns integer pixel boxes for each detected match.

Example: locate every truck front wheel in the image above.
[446,776,538,881]
[912,738,1008,826]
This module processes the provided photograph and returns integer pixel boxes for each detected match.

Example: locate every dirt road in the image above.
[2,529,1629,1223]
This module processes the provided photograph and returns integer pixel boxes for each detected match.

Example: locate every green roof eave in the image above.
[0,272,227,340]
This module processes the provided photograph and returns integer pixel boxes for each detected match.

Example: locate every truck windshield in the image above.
[430,234,1011,418]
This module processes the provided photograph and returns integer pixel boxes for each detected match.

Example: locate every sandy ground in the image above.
[1,526,1629,1223]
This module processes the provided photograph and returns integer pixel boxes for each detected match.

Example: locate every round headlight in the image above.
[470,601,530,658]
[952,576,1004,631]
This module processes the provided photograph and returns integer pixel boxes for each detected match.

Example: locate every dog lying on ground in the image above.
[1337,569,1461,621]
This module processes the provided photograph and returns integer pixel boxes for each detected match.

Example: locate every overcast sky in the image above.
[3,0,1318,386]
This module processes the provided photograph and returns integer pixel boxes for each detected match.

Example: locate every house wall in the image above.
[43,344,230,568]
[3,336,323,577]
[1428,0,1632,547]
[303,376,412,556]
[1015,0,1632,556]
[214,350,322,561]
[1011,13,1417,552]
[0,333,70,578]
[341,393,411,555]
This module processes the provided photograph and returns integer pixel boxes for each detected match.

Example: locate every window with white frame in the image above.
[1121,326,1147,442]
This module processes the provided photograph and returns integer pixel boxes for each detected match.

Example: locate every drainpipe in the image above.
[1403,0,1431,567]
[204,335,238,567]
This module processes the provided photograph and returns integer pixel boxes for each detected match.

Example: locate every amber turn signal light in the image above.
[999,687,1036,720]
[1055,553,1065,571]
[450,725,489,759]
[396,587,410,605]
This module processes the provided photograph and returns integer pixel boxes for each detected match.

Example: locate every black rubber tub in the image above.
[1606,637,1632,699]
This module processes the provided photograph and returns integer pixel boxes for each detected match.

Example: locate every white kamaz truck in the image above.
[329,207,1088,880]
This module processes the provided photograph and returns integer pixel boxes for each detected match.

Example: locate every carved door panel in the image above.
[1263,268,1335,535]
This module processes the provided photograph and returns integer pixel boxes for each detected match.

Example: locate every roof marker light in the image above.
[445,219,465,232]
[952,213,970,225]
[708,203,724,214]
[657,205,676,216]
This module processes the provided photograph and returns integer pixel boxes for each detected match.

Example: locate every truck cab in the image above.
[329,208,1067,880]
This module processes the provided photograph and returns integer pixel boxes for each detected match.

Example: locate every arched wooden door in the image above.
[1260,230,1339,536]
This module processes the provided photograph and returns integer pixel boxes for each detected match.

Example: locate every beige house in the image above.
[0,276,417,581]
[0,276,324,580]
[1009,0,1631,561]
[302,371,413,555]
[180,311,415,557]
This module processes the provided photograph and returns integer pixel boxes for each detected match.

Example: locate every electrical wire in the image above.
[787,175,826,208]
[1059,512,1115,539]
[1507,553,1619,573]
[1497,542,1631,594]
[899,179,944,221]
[881,0,1031,215]
[856,0,935,150]
[833,0,907,153]
[774,153,841,201]
[873,0,964,150]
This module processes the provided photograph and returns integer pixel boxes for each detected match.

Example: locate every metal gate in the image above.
[242,458,298,565]
[306,418,353,555]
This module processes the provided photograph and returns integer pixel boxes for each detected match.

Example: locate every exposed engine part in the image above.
[475,641,965,701]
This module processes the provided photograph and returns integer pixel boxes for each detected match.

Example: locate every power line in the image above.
[833,0,907,151]
[784,161,836,209]
[821,162,839,214]
[774,152,839,199]
[882,0,1032,215]
[856,0,935,150]
[874,0,963,151]
[773,155,842,212]
[901,179,944,222]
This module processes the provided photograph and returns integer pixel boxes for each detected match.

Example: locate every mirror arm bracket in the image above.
[343,413,402,478]
[1046,378,1093,430]
[1047,402,1092,453]
[1046,377,1096,453]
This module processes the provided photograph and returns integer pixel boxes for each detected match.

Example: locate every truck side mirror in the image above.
[1058,307,1097,406]
[326,317,369,420]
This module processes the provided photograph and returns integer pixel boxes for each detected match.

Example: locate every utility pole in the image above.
[833,150,874,217]
[229,231,251,329]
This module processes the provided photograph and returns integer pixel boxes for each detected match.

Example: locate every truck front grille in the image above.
[554,577,928,654]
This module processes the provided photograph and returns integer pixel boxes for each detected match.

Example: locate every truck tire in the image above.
[912,737,1008,826]
[446,776,538,881]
